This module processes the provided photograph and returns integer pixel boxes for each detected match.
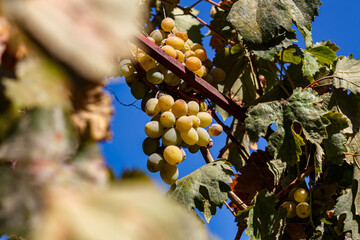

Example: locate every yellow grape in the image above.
[175,50,185,63]
[145,98,161,117]
[164,70,181,86]
[150,29,165,45]
[146,68,164,84]
[162,128,182,146]
[208,124,223,136]
[160,111,176,128]
[185,57,202,71]
[158,94,175,112]
[162,45,177,58]
[210,67,227,83]
[161,17,175,32]
[119,60,135,77]
[187,101,199,115]
[296,202,311,218]
[163,145,183,165]
[147,153,165,173]
[195,49,207,62]
[193,66,206,77]
[172,99,188,118]
[181,41,192,52]
[189,115,200,128]
[139,55,156,71]
[191,43,205,51]
[184,50,195,59]
[175,31,189,41]
[199,101,208,112]
[280,201,297,218]
[141,91,155,111]
[144,121,164,138]
[165,36,185,50]
[160,162,179,185]
[196,127,210,146]
[180,128,199,145]
[294,188,309,203]
[176,116,193,132]
[136,50,146,60]
[197,112,212,127]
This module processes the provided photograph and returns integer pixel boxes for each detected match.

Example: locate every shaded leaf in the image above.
[168,161,233,222]
[333,56,360,95]
[245,88,330,166]
[267,158,287,186]
[313,40,340,53]
[279,45,302,64]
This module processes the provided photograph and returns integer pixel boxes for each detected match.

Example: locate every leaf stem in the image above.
[304,75,335,89]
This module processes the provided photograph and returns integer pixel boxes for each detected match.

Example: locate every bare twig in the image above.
[104,86,141,110]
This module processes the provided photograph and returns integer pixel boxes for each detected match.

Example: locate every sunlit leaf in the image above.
[333,56,360,95]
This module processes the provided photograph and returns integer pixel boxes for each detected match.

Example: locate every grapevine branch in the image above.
[134,34,247,121]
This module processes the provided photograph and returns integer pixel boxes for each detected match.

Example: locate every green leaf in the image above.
[334,189,360,239]
[333,56,360,95]
[302,51,320,77]
[173,8,203,44]
[313,40,340,53]
[227,0,321,45]
[245,190,286,239]
[322,112,348,165]
[168,161,233,222]
[267,158,287,186]
[305,46,337,66]
[279,46,302,64]
[245,88,330,166]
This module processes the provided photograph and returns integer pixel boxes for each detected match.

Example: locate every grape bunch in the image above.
[281,188,311,219]
[118,17,227,185]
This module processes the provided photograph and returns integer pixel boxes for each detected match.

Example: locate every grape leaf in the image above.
[313,40,340,53]
[168,161,233,222]
[245,88,330,167]
[333,56,360,95]
[267,158,287,186]
[173,8,203,44]
[334,189,360,240]
[302,51,320,77]
[305,46,337,66]
[227,0,321,45]
[322,112,348,165]
[245,190,286,240]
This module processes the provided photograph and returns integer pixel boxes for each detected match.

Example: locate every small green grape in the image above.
[162,128,182,146]
[119,60,135,77]
[294,188,309,203]
[130,81,148,100]
[180,128,198,145]
[160,162,179,185]
[196,127,210,147]
[142,137,160,156]
[144,121,164,138]
[147,153,165,173]
[164,70,181,86]
[280,201,297,218]
[197,112,212,128]
[146,68,164,85]
[296,202,311,218]
[145,98,161,117]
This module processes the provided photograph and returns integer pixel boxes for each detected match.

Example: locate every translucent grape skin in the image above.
[197,112,213,128]
[187,101,199,115]
[185,57,202,71]
[280,201,297,218]
[294,188,309,203]
[296,202,311,218]
[147,153,165,173]
[180,128,199,145]
[142,137,160,156]
[145,98,161,117]
[162,128,182,146]
[161,17,175,32]
[163,145,183,165]
[160,111,176,128]
[158,94,174,112]
[160,162,179,185]
[196,127,211,146]
[144,121,164,138]
[130,81,148,100]
[146,68,164,85]
[208,124,223,137]
[172,99,188,118]
[176,116,193,132]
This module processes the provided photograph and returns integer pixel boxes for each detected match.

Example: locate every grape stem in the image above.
[200,146,248,210]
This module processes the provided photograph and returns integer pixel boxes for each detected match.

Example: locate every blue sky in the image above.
[100,1,360,239]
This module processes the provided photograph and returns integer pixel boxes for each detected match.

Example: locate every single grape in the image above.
[150,29,165,45]
[162,128,182,146]
[160,162,179,185]
[294,188,309,203]
[185,57,202,71]
[131,81,148,99]
[179,81,193,93]
[208,124,223,136]
[147,36,156,44]
[180,128,199,145]
[145,98,161,117]
[146,68,164,85]
[202,73,214,84]
[142,137,160,156]
[197,112,212,128]
[189,115,200,128]
[172,99,188,118]
[210,67,226,83]
[138,55,156,71]
[175,31,188,41]
[119,60,135,77]
[193,67,205,77]
[180,148,186,162]
[188,144,200,153]
[184,50,195,59]
[141,91,156,111]
[160,111,176,128]
[144,121,164,138]
[191,43,205,51]
[147,153,165,173]
[155,62,168,75]
[161,17,175,32]
[195,49,207,62]
[296,202,311,218]
[176,116,193,132]
[163,145,183,165]
[199,101,208,112]
[280,201,297,218]
[175,50,185,62]
[196,127,211,146]
[165,36,185,50]
[162,45,177,58]
[158,94,175,112]
[164,70,181,86]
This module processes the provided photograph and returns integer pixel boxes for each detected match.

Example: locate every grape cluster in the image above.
[281,188,311,219]
[118,17,226,185]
